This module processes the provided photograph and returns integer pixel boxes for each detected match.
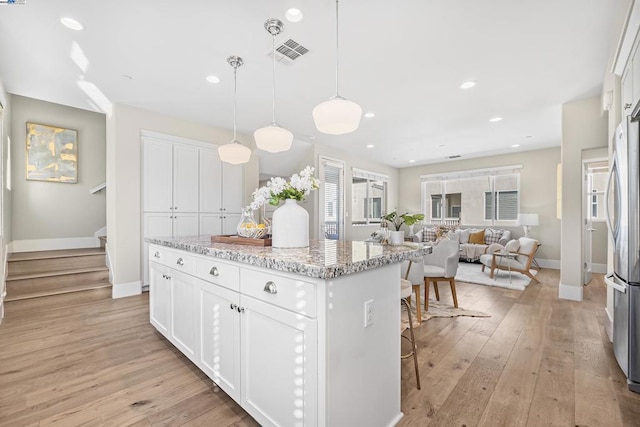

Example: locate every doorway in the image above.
[318,156,345,240]
[583,158,609,285]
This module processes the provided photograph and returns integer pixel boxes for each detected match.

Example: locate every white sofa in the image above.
[413,226,511,262]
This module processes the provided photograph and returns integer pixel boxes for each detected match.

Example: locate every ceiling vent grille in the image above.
[448,155,461,159]
[270,38,309,64]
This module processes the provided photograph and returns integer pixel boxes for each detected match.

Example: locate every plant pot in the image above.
[271,199,309,248]
[389,230,405,245]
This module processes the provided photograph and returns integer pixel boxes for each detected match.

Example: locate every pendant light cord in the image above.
[272,33,276,124]
[335,0,340,97]
[233,64,237,140]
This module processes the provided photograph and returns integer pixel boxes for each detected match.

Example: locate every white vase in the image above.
[271,199,309,248]
[389,230,405,245]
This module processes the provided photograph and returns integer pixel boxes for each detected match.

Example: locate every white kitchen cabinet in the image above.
[199,281,241,401]
[199,213,241,236]
[173,144,199,213]
[240,294,317,427]
[622,66,633,116]
[149,260,170,338]
[170,269,199,362]
[145,212,199,239]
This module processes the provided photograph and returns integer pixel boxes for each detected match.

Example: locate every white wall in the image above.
[9,95,106,243]
[398,147,561,263]
[560,96,609,301]
[0,81,9,322]
[107,103,258,297]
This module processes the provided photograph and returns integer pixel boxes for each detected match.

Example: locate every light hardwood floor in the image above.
[0,269,638,426]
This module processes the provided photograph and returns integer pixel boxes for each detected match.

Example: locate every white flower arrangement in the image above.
[247,166,320,211]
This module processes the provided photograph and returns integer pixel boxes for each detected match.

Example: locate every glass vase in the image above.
[237,208,257,238]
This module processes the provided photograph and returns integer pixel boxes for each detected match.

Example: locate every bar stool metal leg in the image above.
[401,297,421,390]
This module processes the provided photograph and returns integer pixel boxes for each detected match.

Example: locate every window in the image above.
[421,165,521,226]
[585,161,607,222]
[352,168,388,225]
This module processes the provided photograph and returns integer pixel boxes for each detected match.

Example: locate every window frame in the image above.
[351,168,388,226]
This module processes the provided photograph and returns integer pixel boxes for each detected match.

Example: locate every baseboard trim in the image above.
[537,258,560,269]
[592,263,607,274]
[112,281,141,299]
[605,307,614,342]
[559,283,583,301]
[10,237,100,253]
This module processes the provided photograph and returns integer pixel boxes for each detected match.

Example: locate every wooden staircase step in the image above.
[4,281,112,302]
[8,249,106,275]
[6,268,109,299]
[7,266,109,281]
[8,248,105,261]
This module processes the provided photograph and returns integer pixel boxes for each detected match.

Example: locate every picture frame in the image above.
[26,122,78,183]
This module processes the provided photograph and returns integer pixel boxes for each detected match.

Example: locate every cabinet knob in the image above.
[176,258,184,266]
[230,303,238,310]
[209,266,219,276]
[625,103,633,110]
[154,251,160,258]
[263,281,278,294]
[237,306,245,313]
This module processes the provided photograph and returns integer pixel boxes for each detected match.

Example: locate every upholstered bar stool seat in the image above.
[401,269,421,389]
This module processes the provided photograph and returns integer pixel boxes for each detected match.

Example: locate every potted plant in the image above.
[382,211,425,244]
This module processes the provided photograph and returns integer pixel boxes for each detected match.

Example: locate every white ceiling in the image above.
[0,0,620,171]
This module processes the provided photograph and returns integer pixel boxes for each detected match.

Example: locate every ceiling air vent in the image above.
[271,38,309,64]
[448,155,461,159]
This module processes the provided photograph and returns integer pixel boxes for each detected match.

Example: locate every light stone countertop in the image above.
[146,235,431,280]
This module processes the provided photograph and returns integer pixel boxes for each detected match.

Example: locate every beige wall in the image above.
[560,96,609,300]
[398,147,561,263]
[0,81,9,321]
[107,103,258,291]
[10,95,106,240]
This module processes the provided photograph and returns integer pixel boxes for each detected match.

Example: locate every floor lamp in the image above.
[518,213,539,238]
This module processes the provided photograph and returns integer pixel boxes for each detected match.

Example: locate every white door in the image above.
[222,213,241,234]
[173,213,199,237]
[199,281,241,401]
[240,295,317,427]
[173,144,199,213]
[149,261,170,338]
[143,138,173,212]
[170,269,199,362]
[200,213,223,236]
[319,156,345,240]
[199,148,223,213]
[222,163,244,214]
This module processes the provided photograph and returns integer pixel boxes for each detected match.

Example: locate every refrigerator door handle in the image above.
[605,273,626,293]
[605,155,617,242]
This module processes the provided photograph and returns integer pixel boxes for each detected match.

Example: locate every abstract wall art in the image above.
[26,122,78,183]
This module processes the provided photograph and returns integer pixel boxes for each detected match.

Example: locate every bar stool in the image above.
[401,261,421,389]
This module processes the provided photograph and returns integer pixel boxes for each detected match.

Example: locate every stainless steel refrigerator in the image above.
[605,117,640,393]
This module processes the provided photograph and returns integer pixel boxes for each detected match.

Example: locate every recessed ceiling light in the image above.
[364,112,375,118]
[60,17,83,31]
[460,80,477,89]
[408,159,416,163]
[366,144,374,149]
[489,117,503,122]
[285,8,303,23]
[525,135,533,138]
[206,75,220,84]
[511,144,520,148]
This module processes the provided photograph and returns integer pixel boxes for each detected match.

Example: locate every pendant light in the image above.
[254,19,293,153]
[218,56,252,165]
[312,0,362,135]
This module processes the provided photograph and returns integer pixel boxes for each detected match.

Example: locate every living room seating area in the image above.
[413,225,512,262]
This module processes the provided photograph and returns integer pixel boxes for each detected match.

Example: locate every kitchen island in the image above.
[146,236,430,427]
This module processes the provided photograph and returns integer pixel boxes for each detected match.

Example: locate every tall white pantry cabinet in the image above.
[142,131,244,286]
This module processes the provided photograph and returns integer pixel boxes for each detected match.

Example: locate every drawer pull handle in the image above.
[154,251,160,258]
[264,281,277,294]
[176,258,184,266]
[230,303,238,310]
[209,266,219,276]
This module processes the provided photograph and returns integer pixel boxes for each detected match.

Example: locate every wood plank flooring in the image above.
[0,269,638,426]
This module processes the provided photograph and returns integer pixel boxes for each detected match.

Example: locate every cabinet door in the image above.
[222,213,241,235]
[173,213,199,237]
[633,42,640,108]
[149,261,170,338]
[199,213,223,236]
[240,295,317,427]
[222,163,244,213]
[173,144,199,213]
[143,138,173,212]
[622,66,634,116]
[169,270,199,361]
[199,282,241,401]
[199,148,223,213]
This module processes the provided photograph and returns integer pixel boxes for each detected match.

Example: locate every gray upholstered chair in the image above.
[402,256,425,322]
[479,237,540,283]
[423,240,460,310]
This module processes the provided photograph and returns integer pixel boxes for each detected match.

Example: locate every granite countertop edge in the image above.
[146,237,431,280]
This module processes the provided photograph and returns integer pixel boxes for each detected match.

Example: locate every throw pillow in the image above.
[458,228,470,244]
[504,239,520,253]
[469,229,485,244]
[484,228,504,245]
[447,230,460,242]
[422,227,437,242]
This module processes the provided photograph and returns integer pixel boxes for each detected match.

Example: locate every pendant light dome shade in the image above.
[255,18,294,153]
[254,123,293,153]
[219,55,251,165]
[218,139,251,165]
[312,96,362,135]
